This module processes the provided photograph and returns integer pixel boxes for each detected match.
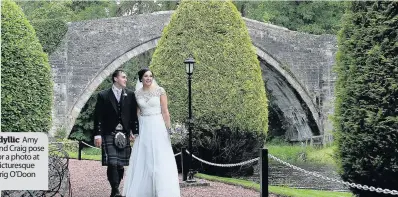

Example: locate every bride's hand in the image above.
[130,131,136,142]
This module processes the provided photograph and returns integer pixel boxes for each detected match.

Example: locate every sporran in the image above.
[114,123,127,149]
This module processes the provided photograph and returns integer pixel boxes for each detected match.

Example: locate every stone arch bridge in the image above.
[49,11,337,141]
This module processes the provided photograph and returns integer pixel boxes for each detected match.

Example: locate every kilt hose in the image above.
[101,134,131,166]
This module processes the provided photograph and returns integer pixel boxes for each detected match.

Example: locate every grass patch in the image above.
[266,143,337,166]
[306,146,336,165]
[195,173,353,197]
[67,150,101,161]
[65,146,101,161]
[267,145,307,163]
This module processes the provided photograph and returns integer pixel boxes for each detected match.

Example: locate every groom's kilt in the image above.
[101,134,131,166]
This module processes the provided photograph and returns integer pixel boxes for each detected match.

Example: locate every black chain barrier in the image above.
[1,137,72,197]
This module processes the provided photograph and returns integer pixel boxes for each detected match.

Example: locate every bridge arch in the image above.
[255,46,320,127]
[255,46,321,140]
[65,38,160,135]
[49,11,336,140]
[64,41,321,140]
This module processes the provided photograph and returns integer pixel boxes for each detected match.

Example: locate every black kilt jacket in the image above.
[93,88,139,166]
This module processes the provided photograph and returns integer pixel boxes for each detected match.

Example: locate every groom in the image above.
[94,69,139,197]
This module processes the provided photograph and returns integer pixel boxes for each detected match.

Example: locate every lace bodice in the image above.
[135,86,166,116]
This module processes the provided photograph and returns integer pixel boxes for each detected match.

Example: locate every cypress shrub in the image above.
[334,2,398,196]
[149,0,268,176]
[149,0,268,135]
[1,0,53,132]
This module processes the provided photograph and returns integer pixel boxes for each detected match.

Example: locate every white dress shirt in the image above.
[113,84,122,102]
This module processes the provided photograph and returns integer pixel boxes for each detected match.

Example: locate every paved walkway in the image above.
[68,159,266,197]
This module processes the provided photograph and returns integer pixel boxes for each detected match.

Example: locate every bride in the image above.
[123,68,181,197]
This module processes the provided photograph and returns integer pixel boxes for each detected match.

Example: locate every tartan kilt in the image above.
[101,134,131,166]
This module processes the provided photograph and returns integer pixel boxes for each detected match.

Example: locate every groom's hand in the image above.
[94,138,102,148]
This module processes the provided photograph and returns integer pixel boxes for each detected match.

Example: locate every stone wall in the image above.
[246,18,338,136]
[49,11,338,140]
[49,11,172,135]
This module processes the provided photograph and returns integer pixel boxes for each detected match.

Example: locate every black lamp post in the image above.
[184,54,196,183]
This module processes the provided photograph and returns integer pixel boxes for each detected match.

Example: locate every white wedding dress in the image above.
[123,86,181,197]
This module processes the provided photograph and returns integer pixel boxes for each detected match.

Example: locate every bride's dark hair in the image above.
[137,68,154,82]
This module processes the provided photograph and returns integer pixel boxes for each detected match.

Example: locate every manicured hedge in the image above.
[333,2,398,196]
[149,0,269,134]
[1,0,53,132]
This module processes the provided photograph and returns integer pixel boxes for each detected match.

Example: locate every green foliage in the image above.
[54,127,67,139]
[68,1,118,21]
[171,123,266,177]
[237,1,347,35]
[28,1,73,20]
[1,0,53,132]
[192,126,266,177]
[17,1,72,54]
[115,1,178,16]
[149,0,269,134]
[30,19,68,54]
[265,144,337,166]
[333,1,398,196]
[67,1,108,12]
[54,138,79,153]
[17,1,118,55]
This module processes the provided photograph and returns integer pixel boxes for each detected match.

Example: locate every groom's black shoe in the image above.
[114,190,121,197]
[111,183,124,197]
[111,187,121,197]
